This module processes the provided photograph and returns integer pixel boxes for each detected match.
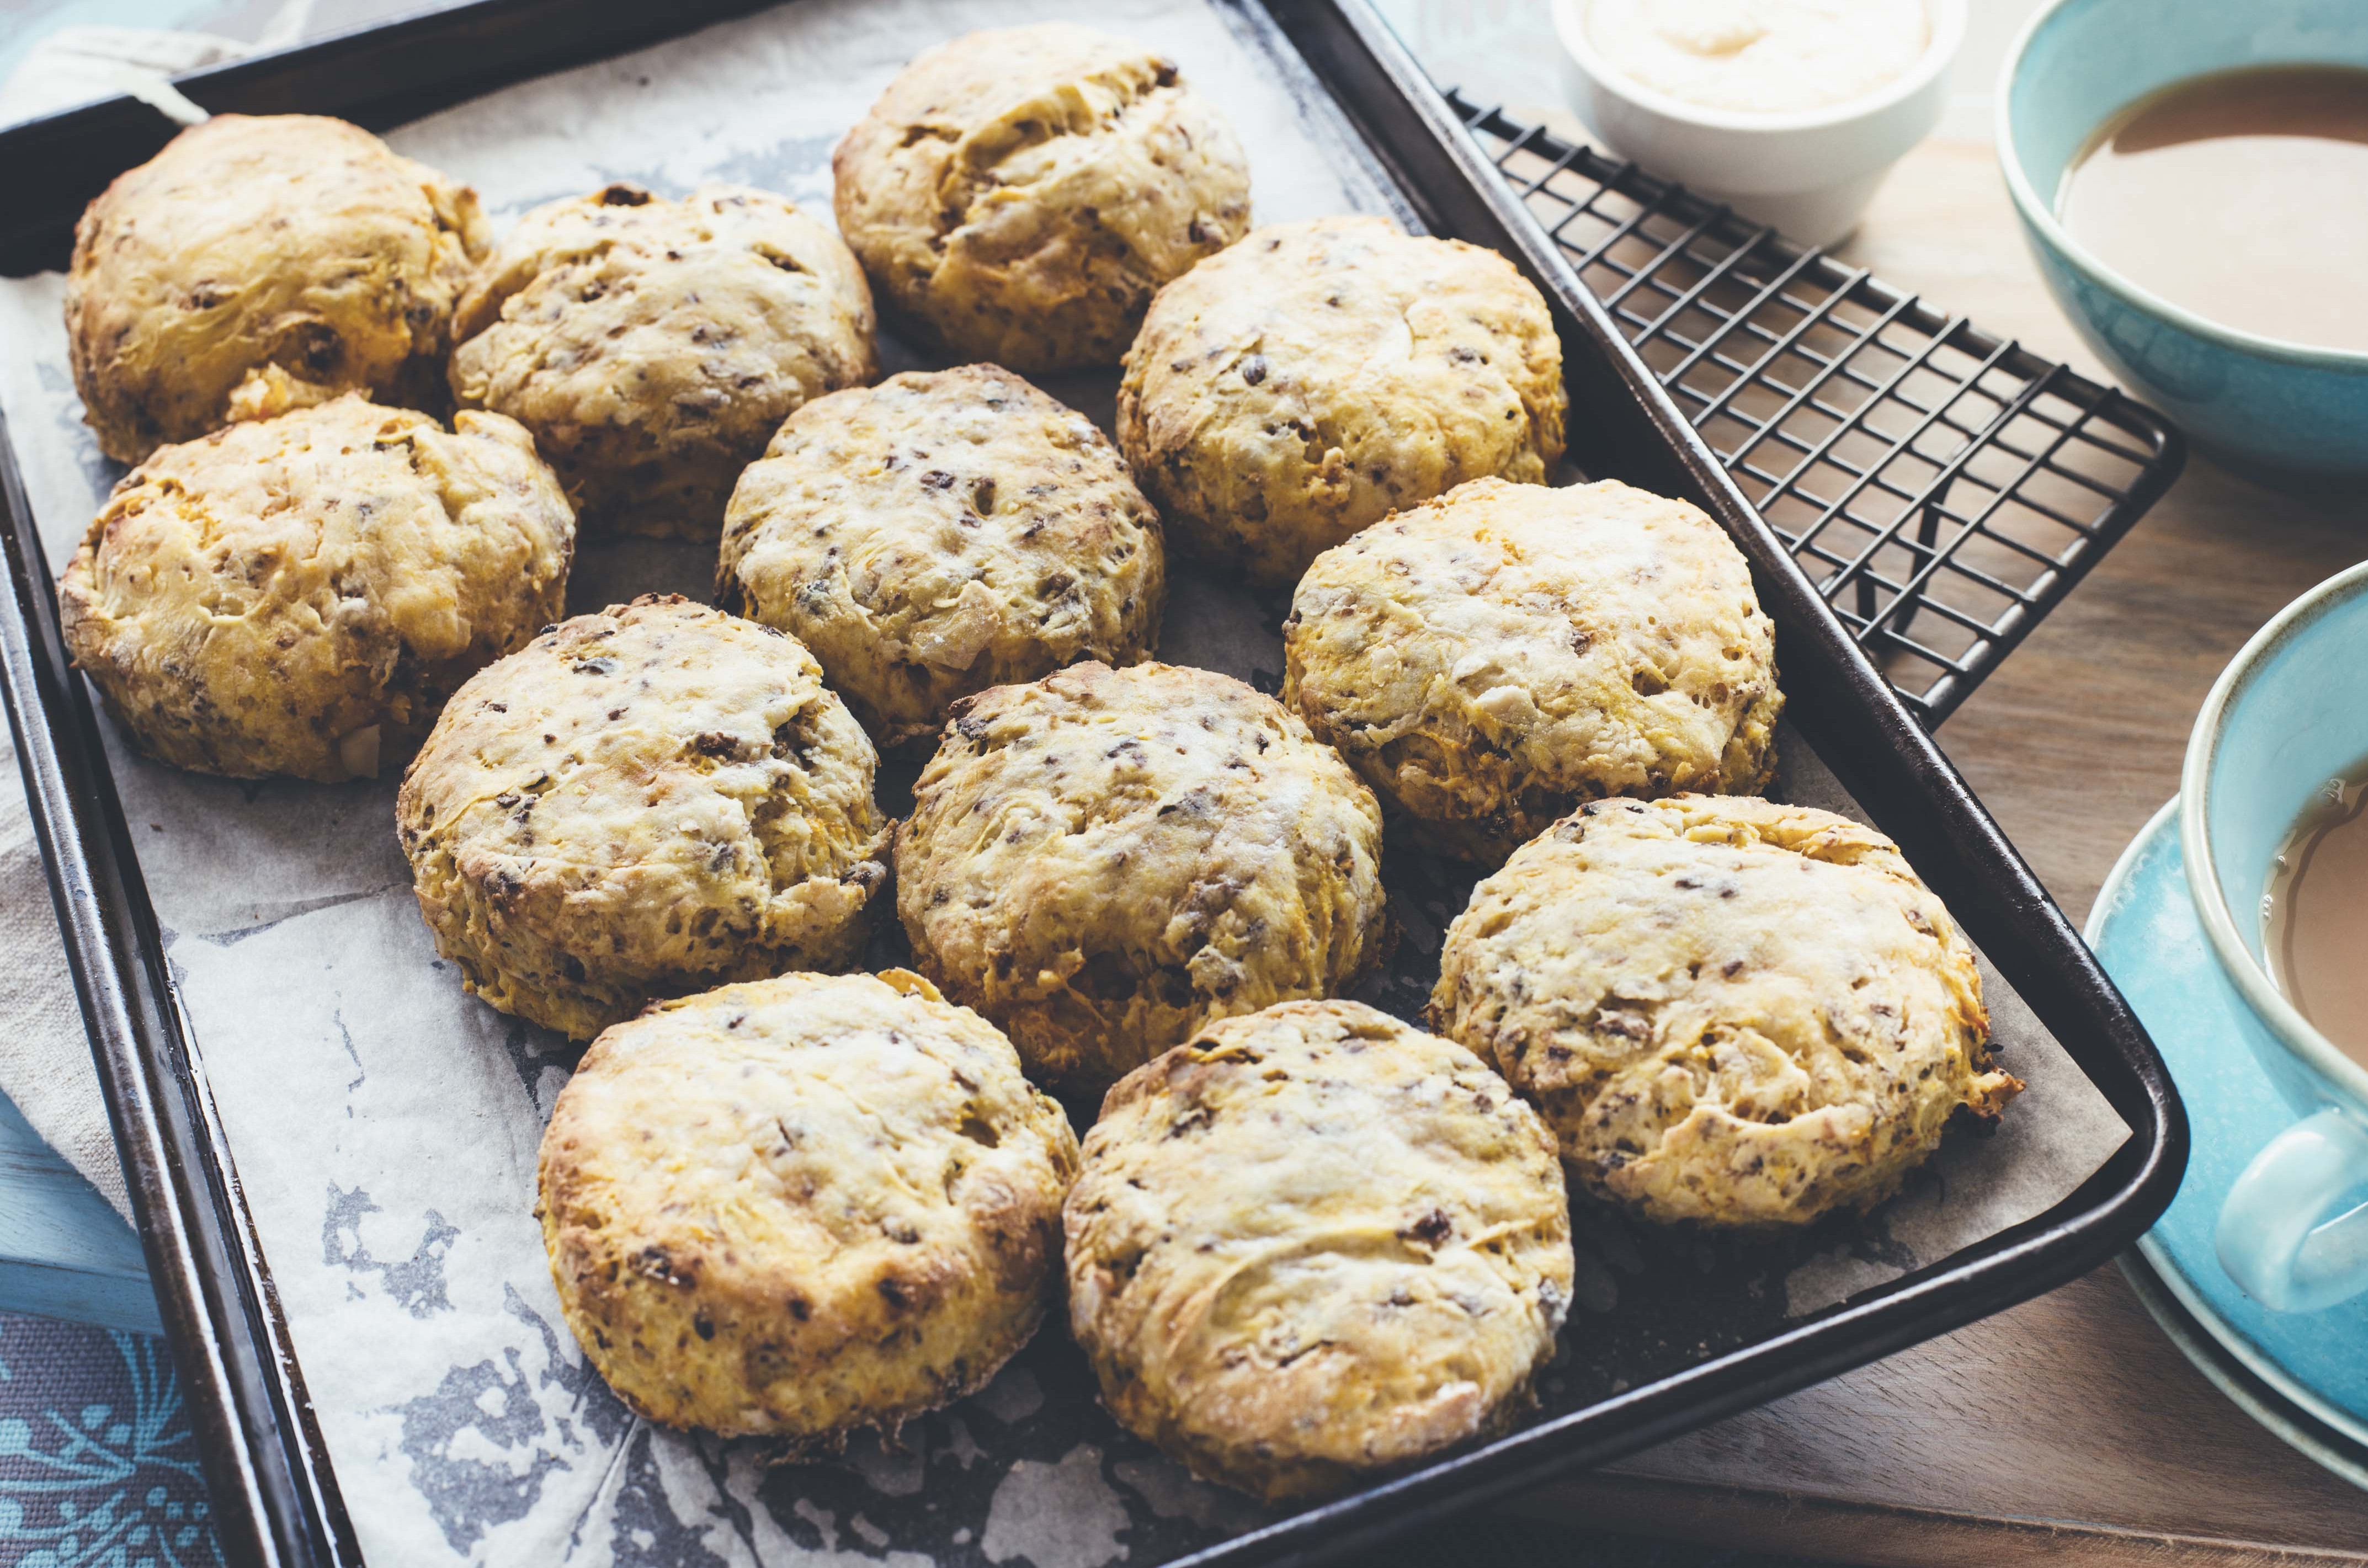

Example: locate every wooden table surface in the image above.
[1514,134,2368,1565]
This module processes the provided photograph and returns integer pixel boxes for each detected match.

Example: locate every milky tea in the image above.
[2263,759,2368,1061]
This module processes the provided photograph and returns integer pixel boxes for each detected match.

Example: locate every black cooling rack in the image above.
[1448,93,2183,726]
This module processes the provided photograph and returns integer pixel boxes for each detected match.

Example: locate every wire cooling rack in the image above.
[1448,93,2183,727]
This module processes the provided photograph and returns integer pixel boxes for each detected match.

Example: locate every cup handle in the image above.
[2216,1107,2368,1313]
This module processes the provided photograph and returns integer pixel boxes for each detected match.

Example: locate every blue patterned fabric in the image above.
[0,1315,220,1568]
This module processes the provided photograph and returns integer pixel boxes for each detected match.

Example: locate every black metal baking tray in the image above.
[0,3,2186,1566]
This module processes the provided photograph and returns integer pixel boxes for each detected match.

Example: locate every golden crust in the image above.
[448,183,877,540]
[718,365,1166,753]
[538,969,1079,1444]
[1116,217,1568,588]
[1429,796,2021,1228]
[832,23,1250,371]
[66,114,488,465]
[1284,478,1781,863]
[1065,1000,1572,1503]
[396,596,890,1040]
[57,396,573,782]
[895,661,1386,1092]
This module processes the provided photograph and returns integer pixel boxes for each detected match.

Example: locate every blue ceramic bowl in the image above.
[1998,0,2368,477]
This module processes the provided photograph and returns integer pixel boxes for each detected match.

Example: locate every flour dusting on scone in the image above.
[398,596,890,1040]
[834,23,1250,370]
[1066,1000,1571,1502]
[896,661,1386,1091]
[66,114,488,463]
[60,396,573,782]
[449,182,877,539]
[719,365,1166,752]
[1118,216,1567,586]
[1286,477,1780,863]
[539,970,1077,1447]
[1430,794,2019,1227]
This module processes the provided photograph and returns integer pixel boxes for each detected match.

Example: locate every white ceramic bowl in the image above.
[1551,0,1965,246]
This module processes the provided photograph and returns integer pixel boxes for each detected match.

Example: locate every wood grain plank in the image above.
[1595,1269,2368,1554]
[1514,1476,2368,1568]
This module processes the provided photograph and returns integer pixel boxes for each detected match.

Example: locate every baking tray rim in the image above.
[0,3,2189,1565]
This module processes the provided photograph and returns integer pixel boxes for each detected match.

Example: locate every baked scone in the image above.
[833,23,1250,371]
[66,114,487,465]
[1284,477,1780,863]
[538,969,1079,1445]
[895,661,1386,1091]
[718,365,1166,752]
[448,183,877,540]
[1066,1000,1572,1503]
[1116,216,1567,587]
[58,397,572,782]
[1429,796,2021,1228]
[397,596,890,1040]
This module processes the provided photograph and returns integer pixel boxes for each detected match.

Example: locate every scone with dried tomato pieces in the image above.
[1285,478,1780,863]
[1066,1000,1571,1502]
[66,114,488,463]
[1430,796,2020,1228]
[719,365,1166,752]
[59,396,572,782]
[449,182,877,538]
[1118,216,1567,586]
[834,23,1250,370]
[398,596,890,1039]
[539,969,1078,1446]
[895,661,1386,1092]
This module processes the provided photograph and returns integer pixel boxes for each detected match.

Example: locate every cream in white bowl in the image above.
[1555,0,1962,244]
[1587,0,1930,116]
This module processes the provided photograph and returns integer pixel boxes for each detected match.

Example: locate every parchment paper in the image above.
[0,3,2127,1562]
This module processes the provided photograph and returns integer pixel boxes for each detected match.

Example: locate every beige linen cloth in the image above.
[1,726,131,1220]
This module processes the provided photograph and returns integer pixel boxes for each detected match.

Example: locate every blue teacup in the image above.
[1999,0,2368,477]
[2186,562,2368,1313]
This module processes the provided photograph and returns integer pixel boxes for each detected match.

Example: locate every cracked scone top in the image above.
[719,365,1166,752]
[58,397,573,782]
[538,969,1079,1444]
[1065,1000,1572,1503]
[895,661,1386,1091]
[833,24,1250,372]
[397,596,890,1040]
[448,183,877,540]
[1430,796,2021,1228]
[66,114,488,465]
[1285,478,1781,863]
[1117,216,1568,587]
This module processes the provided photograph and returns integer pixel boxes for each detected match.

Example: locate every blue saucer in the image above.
[2088,799,2368,1486]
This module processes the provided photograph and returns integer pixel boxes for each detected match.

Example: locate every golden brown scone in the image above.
[448,183,877,540]
[1066,1000,1572,1503]
[1284,478,1781,863]
[1429,796,2021,1228]
[538,969,1079,1445]
[718,364,1166,753]
[895,661,1386,1092]
[65,114,487,465]
[833,23,1250,371]
[397,596,890,1040]
[58,396,572,782]
[1116,216,1567,587]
